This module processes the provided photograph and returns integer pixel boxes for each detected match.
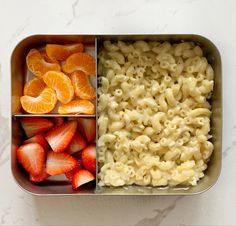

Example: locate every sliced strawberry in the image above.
[30,168,49,182]
[21,117,54,138]
[46,151,77,176]
[67,132,87,155]
[24,134,49,151]
[45,120,77,153]
[77,118,96,143]
[17,143,45,176]
[65,159,83,181]
[81,143,96,175]
[51,117,65,126]
[72,169,95,189]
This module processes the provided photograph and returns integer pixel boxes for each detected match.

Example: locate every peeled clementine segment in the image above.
[62,52,96,75]
[58,100,95,115]
[20,87,57,114]
[43,71,74,104]
[40,50,58,64]
[71,71,96,100]
[46,43,84,61]
[23,77,46,97]
[26,49,61,77]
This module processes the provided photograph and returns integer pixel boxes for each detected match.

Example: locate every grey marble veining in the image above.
[0,206,11,225]
[0,0,236,225]
[67,0,80,25]
[114,8,138,17]
[135,197,183,226]
[8,17,31,43]
[0,63,10,167]
[223,125,236,159]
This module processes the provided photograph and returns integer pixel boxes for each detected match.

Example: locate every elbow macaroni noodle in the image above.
[97,40,214,187]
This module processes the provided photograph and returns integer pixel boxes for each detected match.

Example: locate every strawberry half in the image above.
[17,143,45,176]
[67,132,87,155]
[45,120,77,153]
[77,118,96,143]
[81,143,96,175]
[24,134,49,151]
[51,117,65,126]
[30,168,49,182]
[46,151,77,176]
[21,117,54,138]
[72,169,95,189]
[65,159,83,181]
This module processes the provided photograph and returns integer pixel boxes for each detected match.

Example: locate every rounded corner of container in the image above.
[192,34,221,60]
[11,163,40,196]
[193,170,222,196]
[10,34,42,62]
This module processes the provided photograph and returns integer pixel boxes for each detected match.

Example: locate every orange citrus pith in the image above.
[20,87,57,114]
[58,100,95,115]
[46,43,84,61]
[39,50,58,64]
[23,77,46,97]
[71,71,96,100]
[26,49,61,77]
[62,52,96,75]
[43,71,74,104]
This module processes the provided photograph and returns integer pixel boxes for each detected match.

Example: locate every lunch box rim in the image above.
[10,33,222,196]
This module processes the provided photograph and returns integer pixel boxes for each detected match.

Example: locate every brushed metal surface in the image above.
[11,34,222,196]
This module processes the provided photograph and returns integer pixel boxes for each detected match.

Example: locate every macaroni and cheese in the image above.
[97,40,214,187]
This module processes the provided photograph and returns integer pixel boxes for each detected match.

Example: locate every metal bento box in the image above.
[11,34,222,195]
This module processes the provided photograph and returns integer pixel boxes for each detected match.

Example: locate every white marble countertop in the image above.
[0,0,235,225]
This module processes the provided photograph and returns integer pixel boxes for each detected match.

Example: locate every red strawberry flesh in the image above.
[77,118,96,143]
[24,134,49,151]
[30,168,49,182]
[21,117,54,138]
[72,169,95,189]
[67,132,87,155]
[46,151,77,176]
[65,159,83,181]
[45,120,77,153]
[51,117,65,126]
[17,143,45,176]
[82,143,96,175]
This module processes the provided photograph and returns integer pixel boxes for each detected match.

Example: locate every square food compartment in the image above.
[12,116,96,195]
[11,35,96,116]
[11,34,222,195]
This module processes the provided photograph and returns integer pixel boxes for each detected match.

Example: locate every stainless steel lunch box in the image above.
[11,34,222,195]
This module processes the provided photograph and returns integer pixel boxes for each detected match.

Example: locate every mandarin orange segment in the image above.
[26,49,61,77]
[40,50,58,64]
[23,77,46,97]
[43,71,74,104]
[20,87,57,114]
[71,71,96,100]
[62,52,96,75]
[46,43,84,61]
[58,100,95,115]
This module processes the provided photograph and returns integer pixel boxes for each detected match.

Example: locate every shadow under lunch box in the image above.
[11,34,222,195]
